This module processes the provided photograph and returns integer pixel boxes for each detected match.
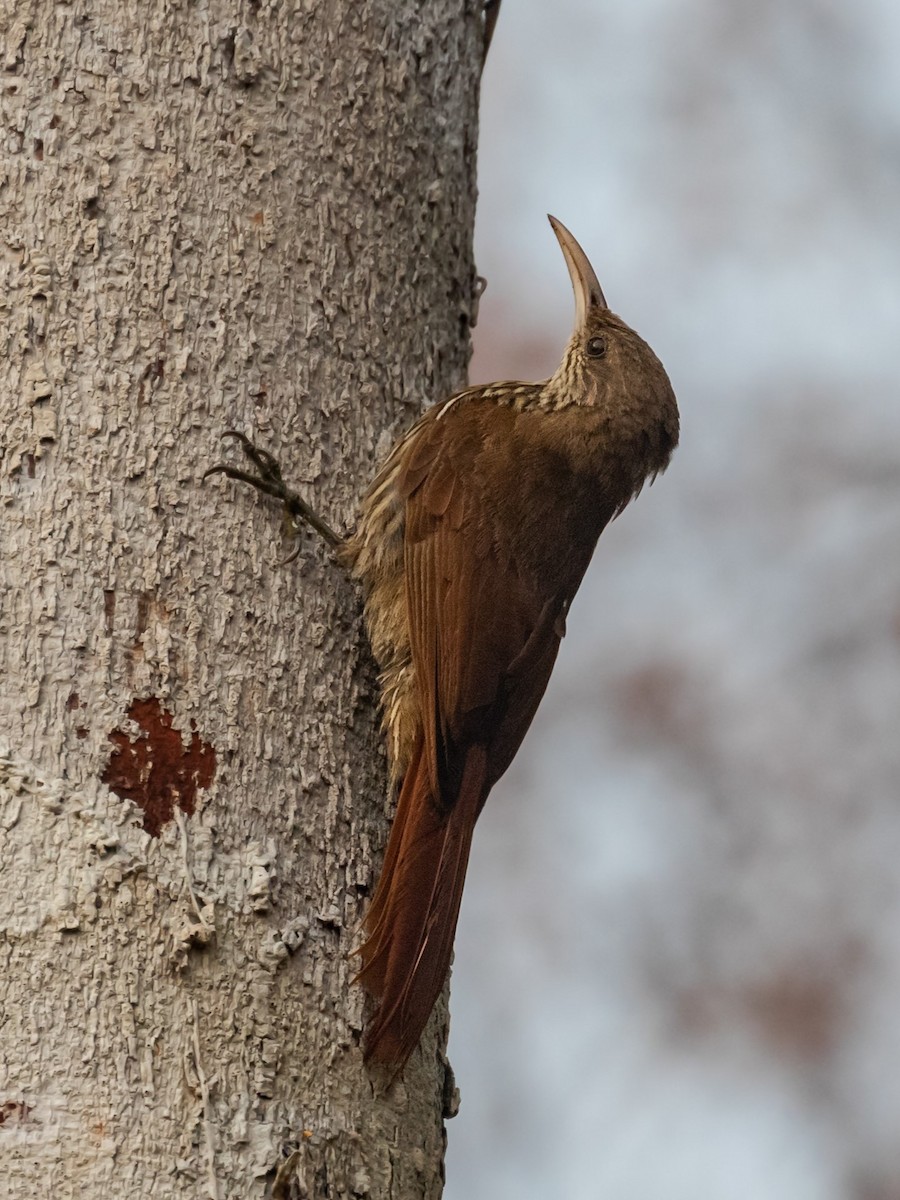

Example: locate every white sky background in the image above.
[445,2,900,1197]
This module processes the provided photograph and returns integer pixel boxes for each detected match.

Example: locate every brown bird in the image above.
[206,217,679,1069]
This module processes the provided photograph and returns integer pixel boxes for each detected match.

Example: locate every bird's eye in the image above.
[586,335,606,358]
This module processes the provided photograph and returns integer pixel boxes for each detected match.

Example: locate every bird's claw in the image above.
[226,430,284,485]
[202,430,285,492]
[203,431,343,552]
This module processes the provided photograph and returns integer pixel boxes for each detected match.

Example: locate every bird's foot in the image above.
[203,431,343,561]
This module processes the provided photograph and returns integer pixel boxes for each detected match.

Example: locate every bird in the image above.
[205,216,679,1069]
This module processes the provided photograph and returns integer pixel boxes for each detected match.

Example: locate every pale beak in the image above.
[547,215,608,326]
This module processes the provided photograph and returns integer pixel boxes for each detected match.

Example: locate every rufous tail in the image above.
[357,737,487,1067]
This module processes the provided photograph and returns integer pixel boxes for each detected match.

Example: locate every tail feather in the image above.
[357,738,487,1067]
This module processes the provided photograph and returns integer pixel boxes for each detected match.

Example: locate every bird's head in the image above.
[547,215,679,475]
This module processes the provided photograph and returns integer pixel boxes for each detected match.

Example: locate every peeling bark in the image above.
[0,2,481,1196]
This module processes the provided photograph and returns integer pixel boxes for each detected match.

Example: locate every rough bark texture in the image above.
[0,3,481,1196]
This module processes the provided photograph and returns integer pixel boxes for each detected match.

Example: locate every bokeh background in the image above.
[445,2,900,1197]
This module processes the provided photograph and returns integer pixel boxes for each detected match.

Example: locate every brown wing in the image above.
[358,399,607,1066]
[402,400,570,800]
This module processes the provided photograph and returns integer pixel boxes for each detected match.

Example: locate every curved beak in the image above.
[548,215,608,327]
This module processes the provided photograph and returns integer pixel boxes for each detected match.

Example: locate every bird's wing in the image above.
[400,399,568,799]
[359,399,572,1066]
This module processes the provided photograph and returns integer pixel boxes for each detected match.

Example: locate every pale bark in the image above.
[0,3,481,1196]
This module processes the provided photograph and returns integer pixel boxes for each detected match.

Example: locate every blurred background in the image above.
[445,1,900,1197]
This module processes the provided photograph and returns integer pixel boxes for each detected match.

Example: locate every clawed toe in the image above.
[203,431,283,489]
[203,431,344,551]
[223,431,284,485]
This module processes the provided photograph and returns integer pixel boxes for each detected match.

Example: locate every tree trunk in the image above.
[0,3,481,1196]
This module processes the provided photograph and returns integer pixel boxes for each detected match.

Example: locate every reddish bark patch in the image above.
[66,691,82,711]
[0,1101,33,1125]
[101,698,216,837]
